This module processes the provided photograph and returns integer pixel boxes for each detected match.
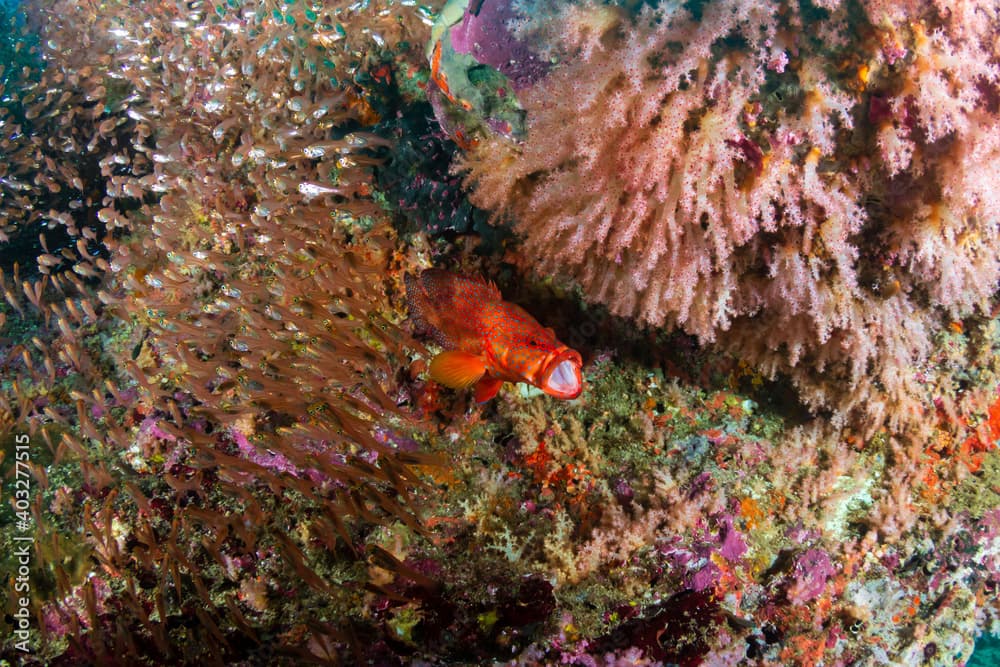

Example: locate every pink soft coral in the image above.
[460,0,1000,431]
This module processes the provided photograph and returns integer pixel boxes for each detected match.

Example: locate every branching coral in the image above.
[459,0,1000,429]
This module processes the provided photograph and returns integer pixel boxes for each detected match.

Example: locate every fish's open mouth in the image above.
[540,350,583,399]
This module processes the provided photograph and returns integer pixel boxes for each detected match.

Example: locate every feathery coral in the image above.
[459,0,1000,429]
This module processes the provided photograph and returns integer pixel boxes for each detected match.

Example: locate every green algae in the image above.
[949,450,1000,519]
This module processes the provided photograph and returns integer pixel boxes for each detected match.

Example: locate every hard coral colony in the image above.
[0,0,998,666]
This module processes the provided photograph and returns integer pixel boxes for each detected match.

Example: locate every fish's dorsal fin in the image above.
[469,273,502,301]
[429,350,487,389]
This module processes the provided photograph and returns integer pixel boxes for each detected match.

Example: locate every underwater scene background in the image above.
[1,0,999,664]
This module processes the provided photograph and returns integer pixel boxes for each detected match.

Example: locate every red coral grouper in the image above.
[405,269,584,402]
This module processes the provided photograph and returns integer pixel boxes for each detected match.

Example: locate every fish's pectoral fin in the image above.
[429,351,487,389]
[474,376,504,403]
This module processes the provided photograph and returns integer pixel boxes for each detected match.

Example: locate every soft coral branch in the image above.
[460,0,1000,430]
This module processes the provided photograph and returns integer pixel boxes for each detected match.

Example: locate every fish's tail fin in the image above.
[405,271,450,346]
[404,269,478,349]
[403,271,429,333]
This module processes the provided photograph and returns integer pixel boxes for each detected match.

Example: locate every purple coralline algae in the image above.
[787,549,837,605]
[447,1,549,91]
